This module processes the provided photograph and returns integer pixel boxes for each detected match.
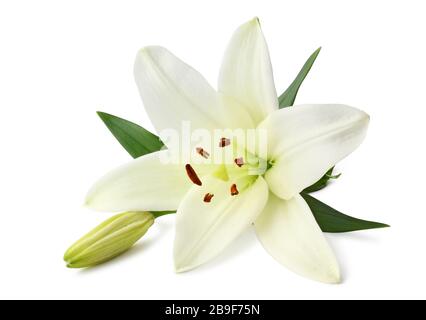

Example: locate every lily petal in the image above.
[260,104,369,200]
[255,193,340,284]
[174,175,269,272]
[219,18,278,124]
[134,46,253,135]
[85,151,212,212]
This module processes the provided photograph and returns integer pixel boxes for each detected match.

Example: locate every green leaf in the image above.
[301,193,389,233]
[278,47,321,108]
[303,167,341,193]
[97,111,164,158]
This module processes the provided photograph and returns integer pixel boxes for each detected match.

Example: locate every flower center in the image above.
[184,137,271,203]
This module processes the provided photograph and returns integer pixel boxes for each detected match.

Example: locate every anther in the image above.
[230,184,239,196]
[185,164,202,186]
[234,157,244,167]
[196,147,210,159]
[203,193,214,203]
[219,137,231,147]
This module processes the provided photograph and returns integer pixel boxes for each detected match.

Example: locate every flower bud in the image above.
[64,211,154,268]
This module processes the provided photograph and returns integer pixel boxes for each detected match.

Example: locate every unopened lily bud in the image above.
[64,211,154,268]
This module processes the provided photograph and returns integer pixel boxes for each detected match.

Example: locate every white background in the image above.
[0,0,425,299]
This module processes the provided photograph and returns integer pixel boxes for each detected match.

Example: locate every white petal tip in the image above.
[313,265,341,284]
[83,196,93,208]
[251,17,260,25]
[136,47,148,58]
[365,113,371,123]
[284,259,341,284]
[135,46,166,62]
[136,47,152,61]
[83,191,120,212]
[84,191,101,210]
[173,252,190,273]
[323,271,341,284]
[174,266,184,274]
[357,109,370,124]
[82,198,103,212]
[331,277,342,285]
[174,261,194,274]
[173,250,200,273]
[243,17,261,30]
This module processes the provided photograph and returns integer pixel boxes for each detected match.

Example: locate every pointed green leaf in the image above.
[303,167,341,193]
[97,111,164,158]
[278,47,321,108]
[301,193,389,233]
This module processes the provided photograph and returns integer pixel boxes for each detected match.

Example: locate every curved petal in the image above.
[260,104,369,199]
[85,151,213,212]
[255,193,340,284]
[134,46,254,136]
[219,18,278,124]
[174,175,269,272]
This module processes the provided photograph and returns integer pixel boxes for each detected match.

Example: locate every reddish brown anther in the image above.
[234,157,244,167]
[185,164,202,186]
[203,193,214,203]
[230,183,239,196]
[196,147,210,159]
[219,137,231,147]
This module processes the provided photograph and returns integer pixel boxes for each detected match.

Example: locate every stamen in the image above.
[219,137,231,147]
[185,164,202,186]
[234,157,244,167]
[203,193,214,203]
[230,183,239,196]
[196,147,210,159]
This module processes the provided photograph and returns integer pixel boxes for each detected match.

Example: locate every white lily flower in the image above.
[85,18,369,283]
